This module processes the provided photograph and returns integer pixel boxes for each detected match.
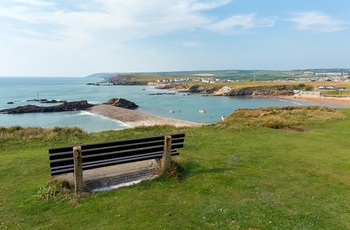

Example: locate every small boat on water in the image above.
[169,109,175,113]
[199,109,206,113]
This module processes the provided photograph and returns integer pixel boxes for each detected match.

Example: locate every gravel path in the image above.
[88,104,205,128]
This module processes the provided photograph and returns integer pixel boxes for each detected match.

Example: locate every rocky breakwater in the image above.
[0,100,94,114]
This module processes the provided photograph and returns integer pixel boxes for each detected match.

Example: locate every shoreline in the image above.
[88,105,206,128]
[164,85,350,107]
[275,94,350,107]
[88,95,350,129]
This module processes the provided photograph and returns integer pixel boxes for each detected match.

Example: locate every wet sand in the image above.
[88,104,205,128]
[278,95,350,107]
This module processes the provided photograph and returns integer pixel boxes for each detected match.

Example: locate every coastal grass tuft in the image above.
[1,109,350,229]
[37,180,71,201]
[0,126,87,140]
[216,106,345,131]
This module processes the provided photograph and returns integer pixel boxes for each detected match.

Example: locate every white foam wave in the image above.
[88,101,100,104]
[76,111,131,127]
[77,111,95,116]
[292,102,303,105]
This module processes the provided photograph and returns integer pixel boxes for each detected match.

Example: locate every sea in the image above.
[0,77,344,132]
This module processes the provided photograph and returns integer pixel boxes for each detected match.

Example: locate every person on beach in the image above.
[221,115,226,121]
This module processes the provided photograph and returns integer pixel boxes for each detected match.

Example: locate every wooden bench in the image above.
[49,133,185,193]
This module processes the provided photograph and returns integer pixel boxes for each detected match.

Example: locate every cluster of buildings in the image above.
[273,75,350,83]
[153,70,350,85]
[155,78,192,83]
[317,86,348,91]
[156,77,237,84]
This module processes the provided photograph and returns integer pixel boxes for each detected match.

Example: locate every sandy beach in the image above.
[88,104,205,128]
[278,94,350,107]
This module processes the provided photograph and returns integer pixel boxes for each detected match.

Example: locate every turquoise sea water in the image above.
[0,77,343,132]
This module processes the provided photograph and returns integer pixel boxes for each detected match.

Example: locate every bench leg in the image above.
[73,146,84,194]
[160,136,172,175]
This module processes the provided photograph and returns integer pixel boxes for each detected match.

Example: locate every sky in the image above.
[0,0,349,77]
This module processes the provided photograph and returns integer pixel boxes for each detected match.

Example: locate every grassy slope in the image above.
[1,109,350,229]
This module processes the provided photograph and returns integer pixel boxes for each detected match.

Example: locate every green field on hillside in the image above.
[1,107,350,229]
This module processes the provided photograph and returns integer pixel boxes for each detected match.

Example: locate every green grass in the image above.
[1,108,350,229]
[323,90,350,97]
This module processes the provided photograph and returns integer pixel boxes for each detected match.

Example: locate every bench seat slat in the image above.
[50,150,179,175]
[49,139,184,161]
[49,143,184,164]
[49,133,185,154]
[50,144,183,168]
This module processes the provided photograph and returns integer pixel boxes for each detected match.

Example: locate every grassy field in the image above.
[1,107,350,229]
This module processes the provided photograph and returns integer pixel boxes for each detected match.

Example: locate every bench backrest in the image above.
[49,133,185,176]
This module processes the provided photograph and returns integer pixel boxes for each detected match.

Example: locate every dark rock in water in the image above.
[7,101,14,104]
[148,92,176,95]
[0,100,94,114]
[27,99,66,103]
[104,98,138,110]
[41,99,67,103]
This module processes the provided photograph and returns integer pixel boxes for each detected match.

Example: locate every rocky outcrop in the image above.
[27,99,67,103]
[107,75,148,85]
[103,98,138,110]
[224,86,294,96]
[0,100,94,114]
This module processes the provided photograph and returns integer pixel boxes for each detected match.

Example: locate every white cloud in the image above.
[188,0,231,11]
[208,14,275,33]
[182,41,203,48]
[12,0,55,7]
[0,0,239,75]
[289,11,348,32]
[0,0,252,47]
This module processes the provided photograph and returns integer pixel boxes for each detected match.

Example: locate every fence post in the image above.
[161,136,172,175]
[73,146,84,194]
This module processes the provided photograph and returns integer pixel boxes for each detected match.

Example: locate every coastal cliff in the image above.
[226,86,294,96]
[183,85,296,96]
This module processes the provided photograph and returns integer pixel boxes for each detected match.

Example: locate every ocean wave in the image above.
[292,102,303,105]
[88,101,101,104]
[74,111,131,127]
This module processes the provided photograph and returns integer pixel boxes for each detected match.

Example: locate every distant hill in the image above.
[86,73,119,79]
[85,68,350,81]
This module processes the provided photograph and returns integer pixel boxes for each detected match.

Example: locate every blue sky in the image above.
[0,0,349,77]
